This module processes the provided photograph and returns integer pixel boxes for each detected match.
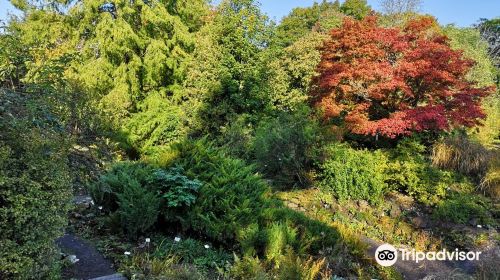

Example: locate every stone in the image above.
[411,216,428,229]
[68,255,79,264]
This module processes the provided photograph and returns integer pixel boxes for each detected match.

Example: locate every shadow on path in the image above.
[56,234,121,280]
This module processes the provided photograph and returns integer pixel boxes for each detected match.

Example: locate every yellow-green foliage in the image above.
[444,26,497,88]
[433,193,495,225]
[386,138,454,205]
[267,32,328,111]
[319,143,388,204]
[122,93,187,155]
[474,94,500,148]
[276,249,326,280]
[443,26,500,148]
[230,250,327,280]
[481,150,500,199]
[0,90,72,279]
[264,223,298,266]
[122,253,206,280]
[230,255,269,280]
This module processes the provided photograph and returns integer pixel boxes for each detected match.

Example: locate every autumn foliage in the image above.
[311,16,495,138]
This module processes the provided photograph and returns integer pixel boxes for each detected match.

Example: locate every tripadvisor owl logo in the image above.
[374,243,482,267]
[375,244,398,266]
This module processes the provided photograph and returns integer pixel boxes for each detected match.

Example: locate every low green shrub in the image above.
[275,249,326,280]
[386,138,452,205]
[116,180,161,238]
[433,193,495,225]
[169,140,272,245]
[318,143,388,204]
[230,255,269,280]
[252,109,320,188]
[217,113,255,159]
[147,167,202,222]
[90,162,155,211]
[121,253,206,280]
[264,222,298,266]
[153,237,232,269]
[167,140,344,254]
[90,162,201,237]
[230,249,327,280]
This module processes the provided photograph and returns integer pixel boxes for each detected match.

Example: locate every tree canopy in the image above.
[311,16,494,139]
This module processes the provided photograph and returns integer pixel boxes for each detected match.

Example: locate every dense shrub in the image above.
[217,114,255,159]
[89,162,156,211]
[433,193,494,225]
[230,255,269,280]
[90,162,201,237]
[264,222,298,266]
[147,167,202,222]
[165,140,345,256]
[0,90,72,279]
[116,180,161,238]
[253,109,320,188]
[169,140,272,245]
[122,253,206,280]
[318,144,388,204]
[386,138,452,205]
[123,93,188,155]
[276,249,326,280]
[230,249,327,280]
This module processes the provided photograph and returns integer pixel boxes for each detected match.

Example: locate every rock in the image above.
[411,216,428,229]
[67,255,80,264]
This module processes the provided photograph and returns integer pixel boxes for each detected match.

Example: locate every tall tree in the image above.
[67,0,208,153]
[340,0,371,20]
[272,0,341,48]
[185,0,271,136]
[477,18,500,88]
[311,16,494,139]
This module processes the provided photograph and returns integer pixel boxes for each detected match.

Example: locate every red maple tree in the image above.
[311,15,494,138]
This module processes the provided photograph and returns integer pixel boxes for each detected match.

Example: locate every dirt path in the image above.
[57,233,124,280]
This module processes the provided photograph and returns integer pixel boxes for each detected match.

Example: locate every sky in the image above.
[1,0,499,27]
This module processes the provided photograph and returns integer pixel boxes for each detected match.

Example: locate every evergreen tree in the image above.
[70,0,208,153]
[185,0,271,136]
[340,0,371,20]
